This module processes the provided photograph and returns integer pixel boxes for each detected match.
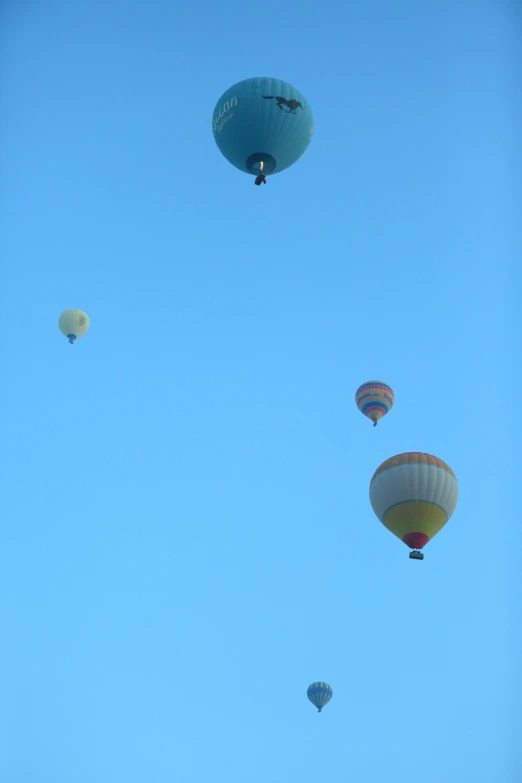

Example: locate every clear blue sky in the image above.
[1,1,519,781]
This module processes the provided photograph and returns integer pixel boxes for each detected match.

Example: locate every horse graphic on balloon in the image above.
[262,95,303,114]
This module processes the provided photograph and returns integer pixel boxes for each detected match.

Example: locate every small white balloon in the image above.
[58,308,90,344]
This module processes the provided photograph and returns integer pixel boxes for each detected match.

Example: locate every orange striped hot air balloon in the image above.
[369,453,459,560]
[355,381,394,426]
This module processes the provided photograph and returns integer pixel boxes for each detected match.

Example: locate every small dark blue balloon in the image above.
[307,682,333,712]
[212,77,314,181]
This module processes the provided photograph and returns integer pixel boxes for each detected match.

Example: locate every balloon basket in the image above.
[409,551,424,561]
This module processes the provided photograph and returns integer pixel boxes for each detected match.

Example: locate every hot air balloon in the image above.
[369,453,459,560]
[212,77,314,186]
[58,308,90,344]
[355,381,394,426]
[307,682,332,713]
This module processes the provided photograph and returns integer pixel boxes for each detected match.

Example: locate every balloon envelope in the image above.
[370,452,459,550]
[355,380,394,425]
[58,308,90,343]
[307,682,333,711]
[212,77,314,179]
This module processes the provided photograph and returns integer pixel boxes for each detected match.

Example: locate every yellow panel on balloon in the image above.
[382,501,448,542]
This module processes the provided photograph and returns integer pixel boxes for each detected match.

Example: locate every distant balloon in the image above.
[307,682,332,713]
[58,308,90,344]
[212,77,314,185]
[369,452,459,560]
[355,381,394,426]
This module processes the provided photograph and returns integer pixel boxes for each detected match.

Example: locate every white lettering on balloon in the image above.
[212,96,238,135]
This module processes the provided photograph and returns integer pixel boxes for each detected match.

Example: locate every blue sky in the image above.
[1,1,519,781]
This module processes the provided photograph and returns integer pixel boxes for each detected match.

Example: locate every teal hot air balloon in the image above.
[212,77,314,186]
[307,682,332,713]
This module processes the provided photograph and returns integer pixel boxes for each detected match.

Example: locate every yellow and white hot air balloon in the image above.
[369,452,459,560]
[58,308,90,344]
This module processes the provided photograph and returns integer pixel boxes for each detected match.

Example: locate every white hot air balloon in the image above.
[58,308,90,344]
[369,452,459,560]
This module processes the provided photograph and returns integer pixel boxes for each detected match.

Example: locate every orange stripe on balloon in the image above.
[372,452,456,479]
